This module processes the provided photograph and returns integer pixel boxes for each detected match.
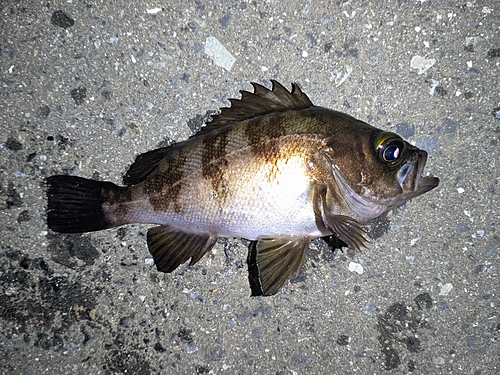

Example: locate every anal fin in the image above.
[247,237,310,296]
[147,226,217,273]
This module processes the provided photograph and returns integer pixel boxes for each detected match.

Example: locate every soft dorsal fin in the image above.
[123,146,174,185]
[196,80,315,136]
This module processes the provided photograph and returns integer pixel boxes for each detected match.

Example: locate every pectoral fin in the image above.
[324,215,368,251]
[147,226,217,273]
[247,237,310,296]
[312,184,368,251]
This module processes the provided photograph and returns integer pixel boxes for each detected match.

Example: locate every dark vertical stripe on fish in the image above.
[145,150,187,213]
[202,129,230,200]
[244,115,287,160]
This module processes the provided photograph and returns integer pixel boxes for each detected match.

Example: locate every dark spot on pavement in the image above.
[0,254,97,349]
[487,48,500,58]
[48,234,100,268]
[414,292,432,309]
[5,138,22,151]
[35,105,51,118]
[6,182,23,208]
[337,334,350,345]
[376,294,432,370]
[70,86,87,105]
[104,350,151,374]
[51,10,74,29]
[177,328,194,344]
[367,211,391,240]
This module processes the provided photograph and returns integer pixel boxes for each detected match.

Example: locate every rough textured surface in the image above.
[0,1,498,374]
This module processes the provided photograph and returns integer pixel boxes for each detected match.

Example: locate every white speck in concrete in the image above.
[362,300,376,315]
[204,36,236,71]
[107,36,119,45]
[330,65,353,87]
[433,357,445,365]
[302,0,313,14]
[348,262,363,275]
[343,10,356,19]
[410,55,436,74]
[465,36,479,47]
[429,79,439,95]
[471,230,484,238]
[439,283,453,296]
[146,8,162,14]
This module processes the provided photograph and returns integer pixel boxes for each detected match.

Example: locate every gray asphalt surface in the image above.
[1,1,499,374]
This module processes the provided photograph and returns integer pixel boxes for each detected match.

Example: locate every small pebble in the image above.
[410,55,436,74]
[348,262,363,275]
[439,283,453,296]
[204,36,236,71]
[146,8,162,14]
[433,357,445,365]
[362,300,376,315]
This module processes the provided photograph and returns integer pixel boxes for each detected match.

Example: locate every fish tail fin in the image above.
[46,175,121,233]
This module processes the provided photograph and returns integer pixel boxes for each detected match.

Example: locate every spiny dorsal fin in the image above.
[196,80,314,136]
[123,81,314,184]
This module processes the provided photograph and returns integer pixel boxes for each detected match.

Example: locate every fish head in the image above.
[322,124,439,222]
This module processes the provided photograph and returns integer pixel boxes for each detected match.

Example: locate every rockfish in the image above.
[47,81,439,296]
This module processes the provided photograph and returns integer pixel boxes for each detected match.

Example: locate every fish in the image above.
[46,80,439,296]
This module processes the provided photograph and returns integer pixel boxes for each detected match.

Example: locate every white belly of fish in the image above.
[218,155,323,240]
[144,155,325,240]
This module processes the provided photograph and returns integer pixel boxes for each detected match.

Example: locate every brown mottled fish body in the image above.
[47,81,439,296]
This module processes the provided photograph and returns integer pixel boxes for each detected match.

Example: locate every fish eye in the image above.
[374,132,405,163]
[382,144,400,161]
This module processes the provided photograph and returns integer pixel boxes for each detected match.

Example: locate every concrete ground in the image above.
[1,0,498,374]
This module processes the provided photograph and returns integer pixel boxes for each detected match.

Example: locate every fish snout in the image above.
[398,150,439,194]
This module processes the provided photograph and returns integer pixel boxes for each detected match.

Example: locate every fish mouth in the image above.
[398,150,440,197]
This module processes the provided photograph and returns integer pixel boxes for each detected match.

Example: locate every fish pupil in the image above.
[383,145,400,161]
